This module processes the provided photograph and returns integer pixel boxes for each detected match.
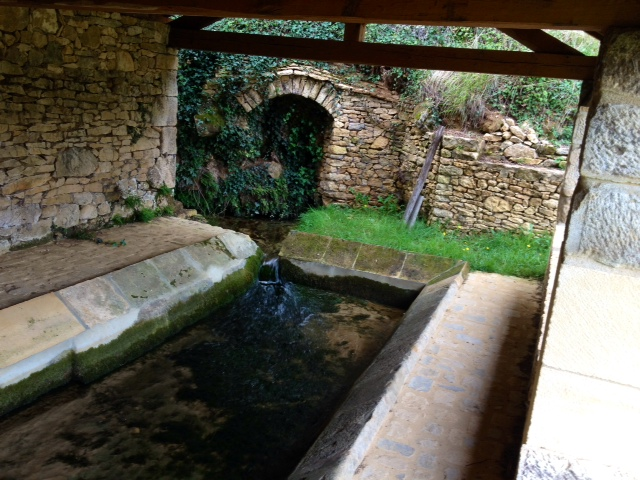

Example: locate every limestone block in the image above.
[371,136,389,149]
[12,218,52,243]
[504,144,537,159]
[73,192,93,205]
[543,260,640,387]
[1,174,50,195]
[162,70,178,97]
[147,155,176,188]
[328,145,347,155]
[218,230,258,260]
[58,277,131,328]
[0,7,29,32]
[54,203,79,228]
[55,148,98,177]
[32,9,58,34]
[535,142,557,156]
[438,165,463,176]
[151,96,177,127]
[484,196,511,212]
[509,125,526,140]
[525,366,640,476]
[582,104,640,182]
[566,183,640,268]
[600,30,640,99]
[156,53,178,70]
[0,204,41,228]
[161,127,177,155]
[442,136,479,151]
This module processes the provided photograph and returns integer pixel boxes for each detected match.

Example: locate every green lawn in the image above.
[297,205,552,279]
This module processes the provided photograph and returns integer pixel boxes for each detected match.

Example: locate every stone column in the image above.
[518,29,640,478]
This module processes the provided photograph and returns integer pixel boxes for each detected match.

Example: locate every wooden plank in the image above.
[403,126,444,225]
[168,29,597,80]
[344,23,366,43]
[498,28,584,56]
[169,16,221,30]
[1,0,638,31]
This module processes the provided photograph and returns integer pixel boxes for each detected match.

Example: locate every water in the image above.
[0,268,403,479]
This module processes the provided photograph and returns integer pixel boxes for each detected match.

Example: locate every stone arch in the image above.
[235,70,340,117]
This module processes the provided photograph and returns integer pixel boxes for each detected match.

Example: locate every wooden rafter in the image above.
[498,29,584,56]
[169,16,220,30]
[168,29,596,80]
[1,0,638,31]
[344,23,366,43]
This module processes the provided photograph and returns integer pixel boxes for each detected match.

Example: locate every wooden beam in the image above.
[1,0,639,31]
[169,29,596,80]
[169,16,221,30]
[344,23,366,43]
[499,28,584,56]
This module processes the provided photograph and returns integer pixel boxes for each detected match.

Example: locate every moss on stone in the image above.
[353,244,405,277]
[280,258,418,309]
[9,233,53,251]
[0,353,74,418]
[279,231,330,262]
[75,251,262,383]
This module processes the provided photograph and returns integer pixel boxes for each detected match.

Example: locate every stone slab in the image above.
[524,366,640,476]
[541,260,640,389]
[354,244,405,277]
[149,249,206,289]
[323,238,361,269]
[279,230,331,262]
[108,260,173,308]
[57,277,131,328]
[0,294,84,369]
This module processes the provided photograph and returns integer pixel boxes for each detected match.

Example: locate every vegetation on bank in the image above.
[175,20,598,219]
[296,205,552,279]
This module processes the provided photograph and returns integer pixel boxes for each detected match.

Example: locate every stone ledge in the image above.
[289,267,468,480]
[0,229,261,416]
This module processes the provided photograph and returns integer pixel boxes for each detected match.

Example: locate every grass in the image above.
[297,205,552,279]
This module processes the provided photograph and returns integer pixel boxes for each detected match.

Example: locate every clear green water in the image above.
[0,279,403,479]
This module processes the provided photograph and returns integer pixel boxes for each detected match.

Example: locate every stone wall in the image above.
[0,7,177,253]
[233,66,406,204]
[399,130,564,232]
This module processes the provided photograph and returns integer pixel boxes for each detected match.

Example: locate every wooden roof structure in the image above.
[2,1,639,80]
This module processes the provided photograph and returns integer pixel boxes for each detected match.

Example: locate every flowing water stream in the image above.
[0,258,404,479]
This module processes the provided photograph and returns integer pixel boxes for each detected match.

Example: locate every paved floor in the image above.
[0,217,222,309]
[354,272,541,480]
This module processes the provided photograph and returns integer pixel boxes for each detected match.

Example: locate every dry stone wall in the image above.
[0,7,177,253]
[234,66,406,204]
[399,129,564,233]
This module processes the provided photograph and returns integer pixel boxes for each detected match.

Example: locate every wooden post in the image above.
[403,125,445,225]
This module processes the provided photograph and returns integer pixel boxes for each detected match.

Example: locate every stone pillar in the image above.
[518,29,640,479]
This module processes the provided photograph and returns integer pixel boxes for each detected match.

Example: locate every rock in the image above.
[555,145,570,156]
[371,136,390,149]
[511,136,523,144]
[73,192,94,205]
[502,131,512,140]
[542,159,559,168]
[480,111,504,133]
[56,148,98,177]
[152,96,178,127]
[505,118,516,127]
[0,204,41,228]
[1,174,51,195]
[148,155,176,188]
[513,157,543,165]
[80,204,98,220]
[54,204,79,228]
[328,145,347,155]
[536,142,557,156]
[509,125,526,140]
[205,156,228,182]
[504,144,537,159]
[0,7,30,32]
[266,161,283,179]
[0,239,10,255]
[484,196,511,212]
[483,133,502,142]
[526,133,539,143]
[442,136,480,151]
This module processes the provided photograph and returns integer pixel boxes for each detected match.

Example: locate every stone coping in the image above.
[0,228,261,416]
[279,231,467,308]
[282,232,469,479]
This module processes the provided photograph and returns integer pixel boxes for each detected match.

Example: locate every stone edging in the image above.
[0,230,261,416]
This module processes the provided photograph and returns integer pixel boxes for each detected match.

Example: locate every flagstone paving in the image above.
[354,272,542,480]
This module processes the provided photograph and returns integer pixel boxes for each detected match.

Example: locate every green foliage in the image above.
[155,205,175,217]
[112,214,127,226]
[135,208,156,223]
[377,195,401,216]
[124,195,143,210]
[156,184,173,198]
[297,206,551,279]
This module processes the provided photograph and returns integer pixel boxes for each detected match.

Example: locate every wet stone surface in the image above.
[0,281,403,480]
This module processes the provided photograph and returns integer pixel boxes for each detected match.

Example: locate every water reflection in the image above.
[0,279,403,479]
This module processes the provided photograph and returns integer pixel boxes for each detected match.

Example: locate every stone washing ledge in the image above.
[0,230,262,417]
[279,231,467,308]
[282,231,469,480]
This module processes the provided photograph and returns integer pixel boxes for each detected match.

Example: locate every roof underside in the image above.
[3,0,637,80]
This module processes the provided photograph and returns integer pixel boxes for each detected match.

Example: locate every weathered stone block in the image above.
[147,155,176,188]
[567,183,640,268]
[582,104,640,182]
[55,148,98,177]
[504,144,537,159]
[53,203,79,228]
[151,96,177,127]
[600,30,640,99]
[0,7,30,32]
[483,196,511,212]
